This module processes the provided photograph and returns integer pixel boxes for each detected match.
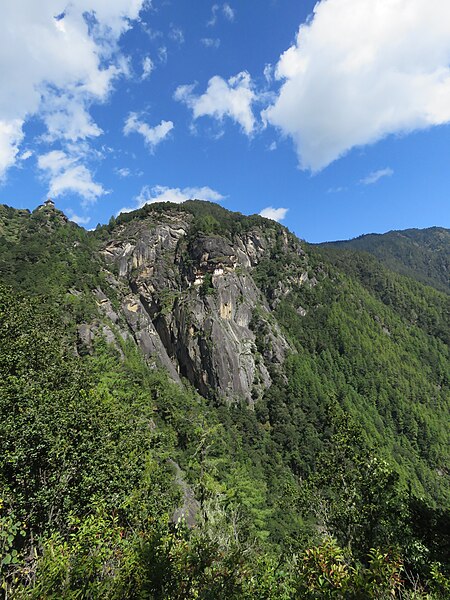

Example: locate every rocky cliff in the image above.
[88,203,311,404]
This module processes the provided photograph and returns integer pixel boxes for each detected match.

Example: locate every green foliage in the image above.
[112,199,285,241]
[0,288,169,535]
[258,250,450,508]
[19,505,137,599]
[429,562,450,598]
[320,226,450,294]
[297,540,405,599]
[0,285,178,593]
[0,204,103,321]
[0,498,26,574]
[299,413,409,557]
[314,244,450,345]
[1,202,449,597]
[199,272,215,297]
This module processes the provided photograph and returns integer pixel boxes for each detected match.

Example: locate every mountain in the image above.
[1,200,449,598]
[319,227,450,294]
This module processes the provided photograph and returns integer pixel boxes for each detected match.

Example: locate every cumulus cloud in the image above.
[119,184,224,213]
[38,150,106,205]
[174,72,256,135]
[0,120,24,179]
[0,0,145,179]
[259,206,288,222]
[264,0,450,171]
[124,113,174,150]
[41,96,103,143]
[360,167,394,185]
[141,56,154,80]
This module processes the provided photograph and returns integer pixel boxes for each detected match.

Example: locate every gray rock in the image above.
[168,459,200,527]
[77,323,93,353]
[96,210,295,404]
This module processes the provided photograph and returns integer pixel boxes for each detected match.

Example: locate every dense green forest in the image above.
[319,227,449,294]
[1,201,449,598]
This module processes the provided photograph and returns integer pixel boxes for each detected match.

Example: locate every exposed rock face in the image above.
[168,459,200,527]
[97,209,300,404]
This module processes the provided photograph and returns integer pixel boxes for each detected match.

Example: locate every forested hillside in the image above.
[1,200,449,598]
[319,227,450,294]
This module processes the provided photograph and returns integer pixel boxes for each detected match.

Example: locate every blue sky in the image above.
[1,0,449,242]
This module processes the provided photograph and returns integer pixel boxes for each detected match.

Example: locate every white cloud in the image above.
[66,209,91,225]
[207,3,235,26]
[0,119,24,179]
[0,0,145,179]
[327,186,346,194]
[268,141,277,151]
[119,184,224,213]
[142,25,163,41]
[207,4,220,27]
[123,113,174,150]
[259,206,288,222]
[41,96,103,143]
[169,27,184,44]
[263,0,450,172]
[174,72,256,135]
[263,64,274,84]
[158,46,168,64]
[19,150,33,161]
[222,4,235,21]
[115,167,131,178]
[201,38,221,49]
[360,167,394,185]
[142,56,154,80]
[38,150,106,205]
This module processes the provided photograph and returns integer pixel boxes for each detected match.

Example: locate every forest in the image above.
[0,201,449,598]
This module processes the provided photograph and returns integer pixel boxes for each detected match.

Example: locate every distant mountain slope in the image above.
[319,227,450,293]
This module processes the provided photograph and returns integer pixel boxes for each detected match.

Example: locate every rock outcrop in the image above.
[95,206,306,404]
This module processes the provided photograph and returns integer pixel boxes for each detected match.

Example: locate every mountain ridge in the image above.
[318,225,450,294]
[1,199,449,597]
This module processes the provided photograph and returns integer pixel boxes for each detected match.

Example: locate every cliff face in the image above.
[97,208,299,404]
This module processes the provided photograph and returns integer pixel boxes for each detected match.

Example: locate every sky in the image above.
[1,0,450,242]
